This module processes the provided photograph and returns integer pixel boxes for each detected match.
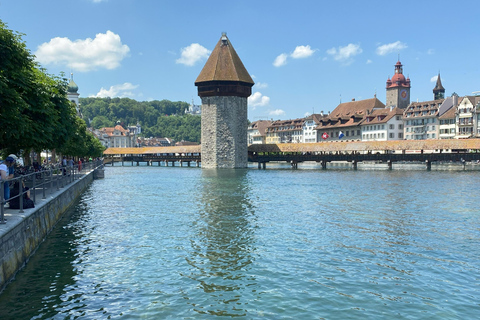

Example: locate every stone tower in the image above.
[433,73,445,100]
[195,33,254,169]
[386,60,411,109]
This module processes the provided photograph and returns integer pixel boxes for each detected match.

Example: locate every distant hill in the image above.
[79,97,201,143]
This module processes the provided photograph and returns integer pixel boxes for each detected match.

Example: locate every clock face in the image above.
[400,89,408,100]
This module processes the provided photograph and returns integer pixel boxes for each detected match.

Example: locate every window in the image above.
[389,124,394,129]
[396,116,400,120]
[398,124,403,129]
[399,133,403,139]
[389,133,394,138]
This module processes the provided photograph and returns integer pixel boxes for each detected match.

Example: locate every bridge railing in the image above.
[1,159,104,224]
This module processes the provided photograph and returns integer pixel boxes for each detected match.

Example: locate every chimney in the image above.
[352,98,355,101]
[320,111,324,116]
[453,94,458,106]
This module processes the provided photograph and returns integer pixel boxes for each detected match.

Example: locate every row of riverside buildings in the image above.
[248,60,480,145]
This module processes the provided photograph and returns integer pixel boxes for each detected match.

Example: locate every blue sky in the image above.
[1,0,480,121]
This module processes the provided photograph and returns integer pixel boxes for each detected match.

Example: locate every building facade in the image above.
[248,120,272,145]
[456,96,480,138]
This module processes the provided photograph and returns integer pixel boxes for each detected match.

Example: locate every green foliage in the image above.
[0,19,102,159]
[79,97,201,142]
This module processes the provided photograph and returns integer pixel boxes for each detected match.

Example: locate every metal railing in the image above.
[1,160,104,224]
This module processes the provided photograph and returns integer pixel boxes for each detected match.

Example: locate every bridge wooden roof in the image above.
[104,146,201,155]
[248,139,480,153]
[103,139,480,156]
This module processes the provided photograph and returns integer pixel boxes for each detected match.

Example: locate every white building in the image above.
[95,125,136,148]
[456,95,480,138]
[361,107,404,141]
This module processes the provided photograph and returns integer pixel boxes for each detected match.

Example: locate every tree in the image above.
[0,20,36,153]
[0,20,102,161]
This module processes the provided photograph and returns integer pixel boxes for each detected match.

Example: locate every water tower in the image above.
[195,33,254,168]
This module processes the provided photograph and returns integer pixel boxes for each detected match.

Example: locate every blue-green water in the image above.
[0,166,479,319]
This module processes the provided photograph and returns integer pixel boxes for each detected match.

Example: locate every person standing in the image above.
[1,156,16,200]
[0,160,8,201]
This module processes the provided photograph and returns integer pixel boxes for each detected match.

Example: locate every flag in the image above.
[322,132,329,140]
[339,131,344,139]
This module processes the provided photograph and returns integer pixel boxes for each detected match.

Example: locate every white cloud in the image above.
[176,43,210,66]
[291,45,315,59]
[430,75,438,83]
[91,82,139,98]
[248,92,270,108]
[304,112,311,117]
[273,53,288,67]
[274,45,315,67]
[376,41,407,56]
[327,44,362,65]
[254,82,268,89]
[269,109,285,116]
[35,31,130,72]
[366,59,372,64]
[427,48,435,55]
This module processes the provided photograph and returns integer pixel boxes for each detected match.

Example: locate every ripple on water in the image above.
[0,168,479,319]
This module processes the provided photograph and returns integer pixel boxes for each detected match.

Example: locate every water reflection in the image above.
[184,169,257,317]
[0,192,90,319]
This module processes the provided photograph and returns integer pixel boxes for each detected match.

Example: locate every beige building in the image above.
[266,118,305,144]
[248,120,271,144]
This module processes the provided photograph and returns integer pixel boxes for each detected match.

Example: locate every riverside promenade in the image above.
[0,161,104,293]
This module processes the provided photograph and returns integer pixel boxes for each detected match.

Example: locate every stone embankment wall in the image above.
[0,170,95,292]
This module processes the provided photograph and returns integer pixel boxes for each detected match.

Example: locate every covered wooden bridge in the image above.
[103,139,480,170]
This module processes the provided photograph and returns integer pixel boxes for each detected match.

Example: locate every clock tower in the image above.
[385,60,411,109]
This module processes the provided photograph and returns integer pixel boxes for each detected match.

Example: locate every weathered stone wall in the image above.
[0,172,93,292]
[201,96,248,168]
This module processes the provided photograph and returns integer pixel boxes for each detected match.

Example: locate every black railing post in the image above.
[0,182,5,224]
[42,171,46,199]
[19,177,24,213]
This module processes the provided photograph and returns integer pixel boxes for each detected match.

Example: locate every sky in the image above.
[1,0,480,121]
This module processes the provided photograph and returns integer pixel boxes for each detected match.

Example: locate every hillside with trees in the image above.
[79,97,201,143]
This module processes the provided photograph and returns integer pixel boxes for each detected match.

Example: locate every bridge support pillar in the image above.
[425,160,431,171]
[172,161,175,167]
[290,161,298,169]
[388,160,392,170]
[352,161,357,170]
[136,162,139,166]
[258,162,261,169]
[187,161,191,167]
[321,161,327,170]
[262,162,266,169]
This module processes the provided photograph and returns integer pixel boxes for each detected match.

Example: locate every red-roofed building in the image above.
[95,125,136,148]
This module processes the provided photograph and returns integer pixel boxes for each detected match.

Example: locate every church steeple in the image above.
[433,72,445,100]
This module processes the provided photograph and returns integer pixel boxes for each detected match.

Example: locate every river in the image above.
[0,165,479,319]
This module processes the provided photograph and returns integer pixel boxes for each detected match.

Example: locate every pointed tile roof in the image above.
[433,73,445,92]
[195,33,254,85]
